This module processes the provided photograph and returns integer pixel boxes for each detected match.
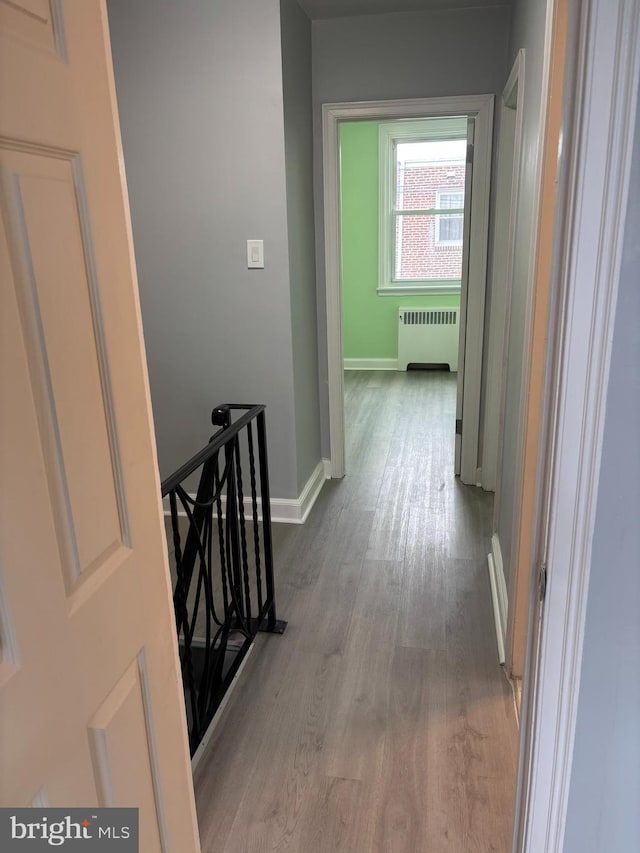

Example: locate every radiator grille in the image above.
[400,309,458,326]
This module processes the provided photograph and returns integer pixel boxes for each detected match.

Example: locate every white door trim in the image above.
[321,95,494,481]
[482,50,526,493]
[515,0,640,849]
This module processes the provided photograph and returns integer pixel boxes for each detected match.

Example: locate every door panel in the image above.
[454,118,475,477]
[0,2,200,847]
[4,151,125,585]
[88,655,163,850]
[0,0,62,56]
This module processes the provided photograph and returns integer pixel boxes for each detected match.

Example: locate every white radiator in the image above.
[397,307,460,372]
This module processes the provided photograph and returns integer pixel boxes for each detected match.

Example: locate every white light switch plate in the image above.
[247,239,264,269]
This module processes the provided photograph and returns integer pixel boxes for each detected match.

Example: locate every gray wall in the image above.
[280,0,322,490]
[495,0,550,595]
[107,0,300,499]
[563,86,640,853]
[311,6,512,457]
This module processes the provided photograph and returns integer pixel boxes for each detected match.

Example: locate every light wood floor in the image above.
[194,370,518,853]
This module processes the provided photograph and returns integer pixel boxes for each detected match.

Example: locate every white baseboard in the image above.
[275,460,328,524]
[344,358,398,371]
[487,533,508,665]
[163,459,330,525]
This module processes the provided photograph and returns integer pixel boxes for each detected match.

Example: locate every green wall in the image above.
[340,121,460,360]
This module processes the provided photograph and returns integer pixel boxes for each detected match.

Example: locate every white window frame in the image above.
[378,118,468,296]
[435,189,465,246]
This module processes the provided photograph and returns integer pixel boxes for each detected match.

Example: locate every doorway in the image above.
[339,115,469,486]
[322,95,494,486]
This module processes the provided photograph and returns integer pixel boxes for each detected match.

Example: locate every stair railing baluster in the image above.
[234,435,253,632]
[257,409,277,632]
[247,421,264,614]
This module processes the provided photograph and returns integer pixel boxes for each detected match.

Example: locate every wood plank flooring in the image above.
[194,370,518,853]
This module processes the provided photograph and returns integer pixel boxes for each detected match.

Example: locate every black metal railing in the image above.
[161,404,286,756]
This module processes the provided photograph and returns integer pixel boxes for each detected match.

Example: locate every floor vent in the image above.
[398,307,460,371]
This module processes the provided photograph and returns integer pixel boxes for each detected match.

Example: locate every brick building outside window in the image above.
[394,158,465,281]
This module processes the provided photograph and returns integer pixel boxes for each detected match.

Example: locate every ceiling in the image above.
[298,0,511,20]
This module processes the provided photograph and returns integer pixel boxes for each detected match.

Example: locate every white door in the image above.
[482,51,524,495]
[0,1,200,849]
[454,118,475,477]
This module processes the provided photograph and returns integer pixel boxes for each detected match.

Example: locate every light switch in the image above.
[247,239,264,269]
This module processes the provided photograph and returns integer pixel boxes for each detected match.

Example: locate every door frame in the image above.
[482,50,526,495]
[321,94,494,482]
[513,0,640,848]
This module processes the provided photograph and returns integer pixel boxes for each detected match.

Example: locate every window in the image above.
[436,190,465,246]
[378,118,468,295]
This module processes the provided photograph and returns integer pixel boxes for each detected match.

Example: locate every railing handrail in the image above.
[160,403,265,496]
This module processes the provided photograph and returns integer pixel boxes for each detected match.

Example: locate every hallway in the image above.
[194,370,518,852]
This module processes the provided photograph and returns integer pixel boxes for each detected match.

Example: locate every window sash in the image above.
[378,118,468,293]
[392,207,464,216]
